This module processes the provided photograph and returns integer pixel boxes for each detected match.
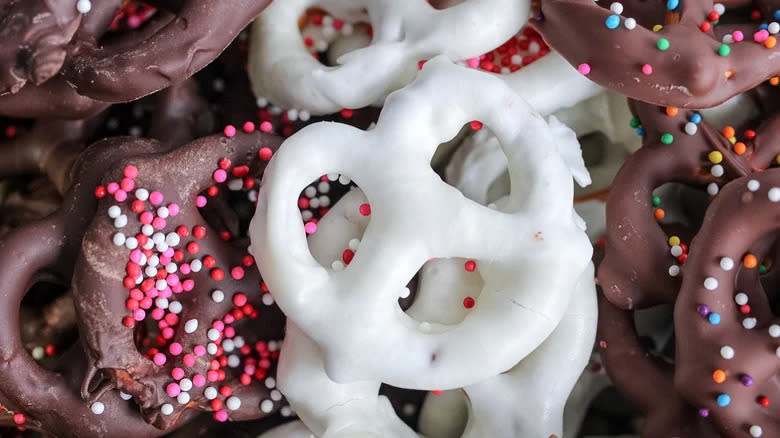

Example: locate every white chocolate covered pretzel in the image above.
[248,0,528,114]
[250,56,593,389]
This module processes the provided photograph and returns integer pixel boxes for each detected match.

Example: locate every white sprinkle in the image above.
[400,287,411,298]
[668,265,680,277]
[204,387,218,400]
[262,293,275,306]
[233,336,245,348]
[177,392,191,405]
[720,345,734,359]
[148,254,160,267]
[624,17,636,29]
[226,396,242,411]
[338,175,351,185]
[706,183,719,196]
[228,179,243,191]
[713,3,725,14]
[184,319,199,334]
[348,238,361,250]
[165,233,180,247]
[260,399,274,413]
[207,343,218,355]
[155,242,169,253]
[703,277,718,290]
[31,346,44,360]
[265,377,276,389]
[304,186,317,198]
[227,354,240,368]
[271,390,283,401]
[309,197,320,209]
[402,403,416,416]
[113,233,126,246]
[769,187,780,202]
[301,209,313,221]
[719,257,734,271]
[742,317,757,329]
[684,122,698,135]
[155,298,169,309]
[222,339,235,353]
[142,224,154,236]
[734,293,748,305]
[331,261,345,271]
[212,290,225,303]
[119,391,132,401]
[299,110,311,122]
[76,0,92,14]
[670,245,683,257]
[769,324,780,338]
[609,2,623,14]
[145,266,157,277]
[286,109,298,122]
[125,237,138,250]
[776,346,780,358]
[747,179,760,191]
[769,22,779,34]
[722,34,734,44]
[135,189,149,201]
[156,279,168,291]
[179,378,193,392]
[207,328,221,341]
[317,181,330,194]
[108,205,122,218]
[318,195,330,207]
[327,173,339,181]
[280,406,293,417]
[710,164,724,177]
[161,403,174,415]
[165,263,177,274]
[152,232,165,245]
[750,425,763,437]
[90,402,105,415]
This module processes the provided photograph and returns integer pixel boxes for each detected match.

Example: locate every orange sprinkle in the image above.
[766,36,776,49]
[724,69,734,79]
[665,107,678,116]
[713,369,727,383]
[743,254,758,268]
[771,76,779,86]
[654,208,665,220]
[734,142,746,155]
[722,126,735,138]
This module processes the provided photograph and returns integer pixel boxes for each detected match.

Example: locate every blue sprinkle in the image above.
[716,394,731,407]
[708,312,721,325]
[605,14,621,29]
[690,113,702,124]
[760,23,769,30]
[775,9,780,20]
[667,0,679,9]
[636,128,645,136]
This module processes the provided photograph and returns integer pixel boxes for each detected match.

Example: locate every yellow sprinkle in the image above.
[729,137,737,144]
[709,151,723,164]
[776,153,780,165]
[668,236,681,246]
[652,24,663,32]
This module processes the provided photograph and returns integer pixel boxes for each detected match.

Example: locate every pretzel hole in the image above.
[379,384,427,429]
[20,280,79,368]
[299,8,371,67]
[651,183,709,229]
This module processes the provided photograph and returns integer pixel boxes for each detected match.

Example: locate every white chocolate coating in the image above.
[248,0,529,114]
[250,57,593,389]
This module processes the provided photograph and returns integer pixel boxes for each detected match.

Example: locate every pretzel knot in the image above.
[250,56,593,389]
[674,169,780,437]
[248,0,528,114]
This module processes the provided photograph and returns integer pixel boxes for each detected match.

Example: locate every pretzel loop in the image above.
[251,57,592,389]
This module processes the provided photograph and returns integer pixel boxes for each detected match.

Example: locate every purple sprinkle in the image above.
[534,11,545,21]
[699,408,709,417]
[741,375,754,387]
[697,304,710,316]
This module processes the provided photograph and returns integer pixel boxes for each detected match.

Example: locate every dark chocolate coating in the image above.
[73,130,286,429]
[599,100,780,309]
[674,169,780,437]
[532,0,780,108]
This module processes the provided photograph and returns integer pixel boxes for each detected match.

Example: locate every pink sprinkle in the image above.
[732,30,744,42]
[196,196,207,208]
[212,321,225,331]
[224,327,235,338]
[153,353,167,366]
[304,222,317,234]
[158,321,168,330]
[166,383,181,397]
[162,327,175,339]
[144,289,158,299]
[194,345,206,356]
[258,147,273,161]
[160,256,172,266]
[223,314,235,324]
[183,354,196,367]
[124,165,139,179]
[214,410,228,422]
[121,178,135,192]
[243,121,256,133]
[133,309,146,321]
[149,191,164,205]
[577,63,591,75]
[244,365,255,375]
[231,267,244,280]
[151,308,165,320]
[259,121,273,133]
[114,190,128,202]
[172,367,185,380]
[160,288,172,299]
[182,279,195,291]
[168,203,180,216]
[169,343,183,356]
[127,14,141,28]
[754,29,769,42]
[213,169,228,183]
[140,211,154,224]
[167,274,180,286]
[172,284,183,293]
[180,264,191,275]
[130,250,143,263]
[641,64,653,75]
[192,374,206,387]
[107,182,119,194]
[466,57,480,68]
[207,371,219,382]
[130,289,144,301]
[223,125,237,137]
[152,217,166,230]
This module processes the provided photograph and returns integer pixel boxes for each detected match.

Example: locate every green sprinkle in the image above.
[652,196,662,207]
[717,44,731,56]
[657,38,670,50]
[760,265,768,274]
[661,133,674,144]
[630,117,641,128]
